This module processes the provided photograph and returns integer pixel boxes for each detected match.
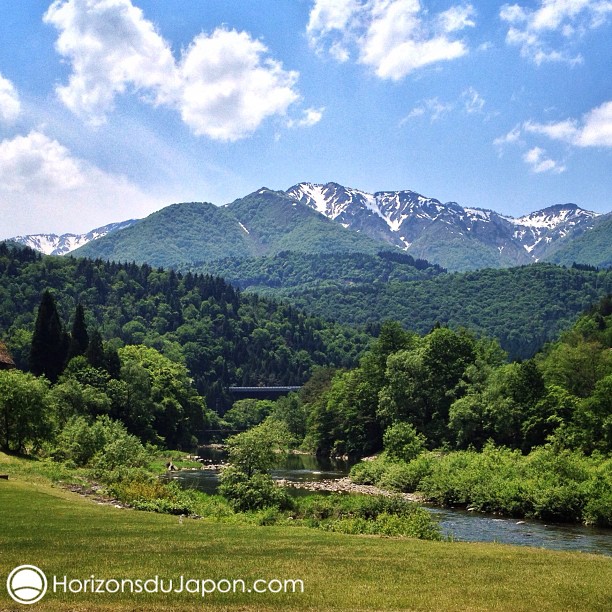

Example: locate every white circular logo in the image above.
[6,565,48,605]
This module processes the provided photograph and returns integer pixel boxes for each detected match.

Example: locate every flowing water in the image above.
[169,448,612,557]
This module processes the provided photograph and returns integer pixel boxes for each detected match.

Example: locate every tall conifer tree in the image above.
[67,303,89,360]
[29,290,66,382]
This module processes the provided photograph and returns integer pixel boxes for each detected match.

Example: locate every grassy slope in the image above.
[0,456,611,611]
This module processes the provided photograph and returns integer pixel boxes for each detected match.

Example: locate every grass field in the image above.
[0,456,611,611]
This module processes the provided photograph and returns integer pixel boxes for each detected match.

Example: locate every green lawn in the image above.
[0,467,611,610]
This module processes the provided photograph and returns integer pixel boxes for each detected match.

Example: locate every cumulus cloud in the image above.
[0,130,163,236]
[0,73,21,122]
[524,100,612,147]
[307,0,476,80]
[178,29,298,141]
[44,0,302,140]
[0,131,85,191]
[500,0,612,65]
[307,0,361,61]
[522,146,565,173]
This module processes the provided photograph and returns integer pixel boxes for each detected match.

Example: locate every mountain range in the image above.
[8,182,610,271]
[286,183,604,270]
[10,219,138,256]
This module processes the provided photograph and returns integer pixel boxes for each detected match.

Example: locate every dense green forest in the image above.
[0,243,369,410]
[206,261,612,359]
[188,250,445,291]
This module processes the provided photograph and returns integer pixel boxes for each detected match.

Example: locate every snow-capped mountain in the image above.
[7,182,605,272]
[9,219,139,256]
[286,182,601,270]
[505,204,599,258]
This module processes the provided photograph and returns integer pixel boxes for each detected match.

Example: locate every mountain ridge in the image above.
[9,219,139,256]
[7,182,608,271]
[286,182,602,270]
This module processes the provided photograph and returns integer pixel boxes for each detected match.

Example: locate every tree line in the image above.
[0,243,369,410]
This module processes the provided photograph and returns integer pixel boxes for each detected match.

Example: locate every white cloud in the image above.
[44,0,302,140]
[403,89,487,125]
[306,0,360,61]
[524,101,612,147]
[0,131,84,191]
[400,98,454,125]
[44,0,177,125]
[307,0,475,80]
[522,146,566,173]
[462,87,485,113]
[0,73,21,122]
[287,107,325,129]
[493,124,523,149]
[178,29,299,141]
[500,0,612,65]
[0,130,163,236]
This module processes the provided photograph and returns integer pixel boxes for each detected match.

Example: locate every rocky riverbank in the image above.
[277,476,423,502]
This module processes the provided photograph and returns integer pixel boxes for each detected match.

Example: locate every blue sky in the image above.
[0,0,610,237]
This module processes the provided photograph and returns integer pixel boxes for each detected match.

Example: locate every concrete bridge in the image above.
[228,386,301,399]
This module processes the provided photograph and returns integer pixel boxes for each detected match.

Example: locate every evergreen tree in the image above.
[29,290,67,383]
[67,303,89,361]
[86,330,106,370]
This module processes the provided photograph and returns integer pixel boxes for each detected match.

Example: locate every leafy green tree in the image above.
[270,394,308,442]
[539,339,612,398]
[0,370,51,453]
[49,378,111,426]
[224,419,290,478]
[117,345,212,448]
[53,415,148,469]
[223,398,273,431]
[219,420,293,511]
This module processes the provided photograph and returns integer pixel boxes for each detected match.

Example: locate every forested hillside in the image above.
[189,250,445,292]
[73,189,388,267]
[235,263,612,359]
[0,244,369,409]
[547,214,612,269]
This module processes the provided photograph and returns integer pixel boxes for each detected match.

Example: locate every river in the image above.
[168,449,612,557]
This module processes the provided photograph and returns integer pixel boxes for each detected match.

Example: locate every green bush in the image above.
[394,444,612,525]
[349,457,388,485]
[54,415,148,470]
[383,423,426,463]
[295,494,441,540]
[218,467,293,512]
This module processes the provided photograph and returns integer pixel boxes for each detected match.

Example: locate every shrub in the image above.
[297,494,442,540]
[219,467,293,512]
[54,415,148,471]
[349,457,388,485]
[383,422,426,463]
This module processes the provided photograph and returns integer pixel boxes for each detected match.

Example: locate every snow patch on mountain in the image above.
[10,219,139,256]
[286,182,602,266]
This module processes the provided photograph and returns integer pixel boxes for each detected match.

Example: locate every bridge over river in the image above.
[228,386,301,400]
